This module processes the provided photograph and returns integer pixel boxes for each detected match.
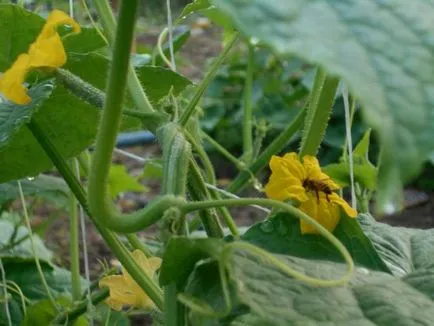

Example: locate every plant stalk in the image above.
[69,160,82,301]
[299,69,339,157]
[242,43,254,163]
[92,0,154,113]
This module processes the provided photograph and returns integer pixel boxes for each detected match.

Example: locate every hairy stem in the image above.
[69,160,82,301]
[242,44,254,163]
[299,69,339,157]
[88,0,184,233]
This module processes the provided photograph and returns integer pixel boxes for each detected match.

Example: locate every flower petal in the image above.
[99,275,141,311]
[147,257,163,273]
[0,54,32,104]
[281,152,306,179]
[329,193,358,218]
[38,10,81,40]
[28,33,66,68]
[265,174,307,202]
[302,155,323,180]
[299,194,341,234]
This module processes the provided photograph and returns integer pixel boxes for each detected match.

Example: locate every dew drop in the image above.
[357,267,370,275]
[249,37,260,46]
[260,220,274,233]
[383,201,397,215]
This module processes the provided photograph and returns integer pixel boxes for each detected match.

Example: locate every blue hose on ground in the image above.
[116,131,156,148]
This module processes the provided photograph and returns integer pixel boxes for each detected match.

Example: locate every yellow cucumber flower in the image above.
[99,250,162,311]
[0,10,80,105]
[265,152,357,234]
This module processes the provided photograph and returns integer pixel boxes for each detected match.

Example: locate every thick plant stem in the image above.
[92,0,154,113]
[188,161,224,238]
[227,108,305,194]
[242,44,254,163]
[27,119,164,310]
[88,1,184,233]
[178,33,238,126]
[299,69,339,157]
[69,160,82,301]
[165,283,184,326]
[55,68,165,130]
[184,131,239,236]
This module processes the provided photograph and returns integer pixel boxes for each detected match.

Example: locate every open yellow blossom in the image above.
[0,10,80,105]
[99,250,162,311]
[265,152,357,234]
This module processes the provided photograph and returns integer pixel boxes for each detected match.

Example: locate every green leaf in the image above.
[141,158,163,180]
[227,253,434,326]
[93,303,131,326]
[0,289,23,325]
[213,0,434,211]
[0,174,69,209]
[184,248,434,325]
[359,213,434,276]
[4,261,85,301]
[0,5,44,71]
[63,27,106,54]
[159,237,225,286]
[21,296,88,326]
[0,81,100,183]
[0,220,52,263]
[136,66,192,104]
[323,130,377,190]
[242,212,390,273]
[108,164,148,199]
[176,0,211,24]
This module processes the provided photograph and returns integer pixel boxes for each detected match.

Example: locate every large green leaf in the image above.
[0,81,52,150]
[4,261,85,300]
[0,4,43,71]
[226,253,434,326]
[184,247,434,325]
[0,81,100,183]
[1,262,87,325]
[213,0,434,210]
[0,174,69,208]
[359,213,434,277]
[242,212,390,273]
[21,297,88,326]
[0,219,52,263]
